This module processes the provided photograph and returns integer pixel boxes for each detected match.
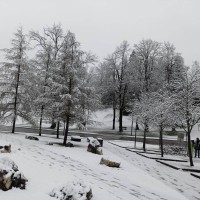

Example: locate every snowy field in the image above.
[9,108,200,140]
[0,109,200,199]
[89,108,200,140]
[0,132,199,200]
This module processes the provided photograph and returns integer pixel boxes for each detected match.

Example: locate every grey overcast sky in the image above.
[0,0,200,65]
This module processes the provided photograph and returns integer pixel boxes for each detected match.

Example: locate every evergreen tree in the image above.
[0,27,31,132]
[52,31,96,145]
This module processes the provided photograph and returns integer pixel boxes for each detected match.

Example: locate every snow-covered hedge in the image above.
[163,145,187,156]
[49,180,93,200]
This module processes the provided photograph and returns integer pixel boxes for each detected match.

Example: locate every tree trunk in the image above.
[160,125,164,157]
[63,77,72,145]
[63,116,69,146]
[187,131,194,166]
[186,94,194,166]
[134,122,137,148]
[143,121,148,151]
[119,108,123,132]
[130,114,134,136]
[12,64,21,133]
[12,116,16,134]
[39,105,44,136]
[112,91,116,130]
[143,128,147,152]
[135,120,140,130]
[56,121,60,139]
[112,106,116,130]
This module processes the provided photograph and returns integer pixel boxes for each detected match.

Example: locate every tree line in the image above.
[0,24,200,166]
[97,40,200,167]
[0,25,97,146]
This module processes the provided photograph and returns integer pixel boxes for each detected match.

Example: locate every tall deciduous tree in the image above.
[133,39,160,92]
[97,57,118,130]
[160,42,185,85]
[30,24,63,136]
[114,41,131,132]
[98,41,131,132]
[151,90,174,157]
[135,93,154,151]
[171,62,200,166]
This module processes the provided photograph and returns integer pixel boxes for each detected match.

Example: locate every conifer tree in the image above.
[1,27,30,133]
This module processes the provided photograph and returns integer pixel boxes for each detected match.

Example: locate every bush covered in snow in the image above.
[49,180,93,200]
[163,145,187,156]
[0,157,27,191]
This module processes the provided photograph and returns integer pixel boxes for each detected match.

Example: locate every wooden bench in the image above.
[71,136,81,142]
[122,126,127,130]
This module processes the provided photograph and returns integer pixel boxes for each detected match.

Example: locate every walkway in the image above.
[106,142,200,200]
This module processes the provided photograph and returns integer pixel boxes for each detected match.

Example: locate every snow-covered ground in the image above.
[89,108,131,129]
[0,132,199,200]
[1,109,200,199]
[90,108,200,139]
[9,108,200,140]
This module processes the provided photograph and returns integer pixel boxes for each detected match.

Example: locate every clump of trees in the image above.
[0,24,98,146]
[0,25,200,166]
[96,39,200,166]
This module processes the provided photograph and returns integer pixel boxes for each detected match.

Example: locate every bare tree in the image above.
[99,41,131,132]
[160,42,185,84]
[135,93,154,151]
[134,39,160,92]
[171,62,200,166]
[30,24,63,136]
[151,90,174,157]
[97,57,118,130]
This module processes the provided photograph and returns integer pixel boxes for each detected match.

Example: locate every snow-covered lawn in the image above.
[0,132,198,200]
[11,108,200,141]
